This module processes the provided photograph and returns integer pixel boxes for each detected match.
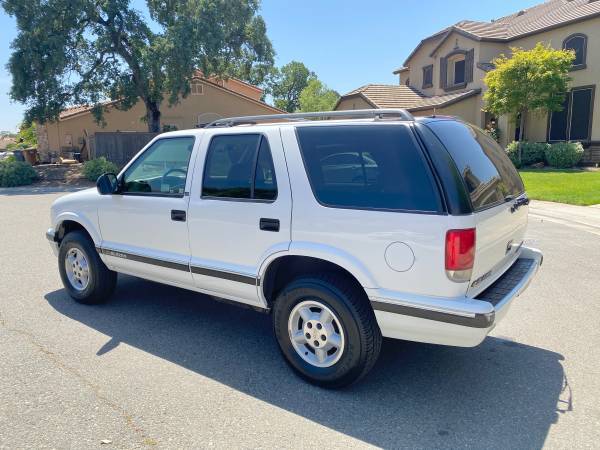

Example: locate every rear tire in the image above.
[58,231,117,304]
[273,273,382,388]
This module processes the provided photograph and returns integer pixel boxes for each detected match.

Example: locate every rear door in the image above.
[425,121,527,296]
[186,128,292,307]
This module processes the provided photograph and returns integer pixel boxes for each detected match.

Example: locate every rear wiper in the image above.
[509,195,530,213]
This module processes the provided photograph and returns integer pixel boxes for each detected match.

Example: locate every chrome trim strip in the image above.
[97,246,258,285]
[371,300,494,328]
[190,265,256,285]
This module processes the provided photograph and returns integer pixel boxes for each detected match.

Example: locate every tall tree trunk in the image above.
[145,101,161,133]
[518,111,526,165]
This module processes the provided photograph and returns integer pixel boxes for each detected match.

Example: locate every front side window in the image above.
[202,134,278,200]
[122,137,195,196]
[426,121,524,211]
[563,34,587,69]
[296,125,442,213]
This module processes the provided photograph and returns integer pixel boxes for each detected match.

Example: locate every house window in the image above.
[563,34,587,70]
[422,65,433,89]
[549,86,595,142]
[440,49,473,91]
[453,59,466,84]
[191,82,204,95]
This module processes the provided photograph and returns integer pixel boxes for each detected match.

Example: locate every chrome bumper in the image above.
[46,227,59,256]
[46,227,56,242]
[368,246,543,347]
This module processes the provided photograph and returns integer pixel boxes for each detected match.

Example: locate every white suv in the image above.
[47,109,542,387]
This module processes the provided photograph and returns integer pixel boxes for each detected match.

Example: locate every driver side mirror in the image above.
[96,173,119,195]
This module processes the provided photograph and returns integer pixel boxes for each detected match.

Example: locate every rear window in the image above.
[296,125,441,213]
[426,121,524,211]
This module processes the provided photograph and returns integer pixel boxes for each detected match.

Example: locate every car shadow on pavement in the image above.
[45,275,567,449]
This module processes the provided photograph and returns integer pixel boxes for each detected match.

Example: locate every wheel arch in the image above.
[260,250,376,308]
[54,213,100,246]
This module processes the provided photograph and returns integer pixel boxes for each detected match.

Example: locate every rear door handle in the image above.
[259,218,280,232]
[171,209,186,222]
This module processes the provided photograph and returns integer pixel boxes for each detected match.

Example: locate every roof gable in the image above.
[401,0,600,68]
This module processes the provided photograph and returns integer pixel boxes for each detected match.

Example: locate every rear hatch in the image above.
[425,120,528,296]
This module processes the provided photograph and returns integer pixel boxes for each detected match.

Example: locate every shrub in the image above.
[0,160,38,187]
[83,157,118,181]
[506,141,549,168]
[544,142,584,168]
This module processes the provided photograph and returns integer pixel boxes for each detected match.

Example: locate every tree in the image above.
[483,43,574,163]
[269,61,315,112]
[299,79,339,112]
[2,0,274,132]
[7,122,37,150]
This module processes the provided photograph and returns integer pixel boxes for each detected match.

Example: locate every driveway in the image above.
[1,189,599,449]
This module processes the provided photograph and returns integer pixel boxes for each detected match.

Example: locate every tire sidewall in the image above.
[58,234,99,301]
[273,279,366,386]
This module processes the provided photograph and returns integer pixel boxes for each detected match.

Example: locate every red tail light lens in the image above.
[445,228,476,282]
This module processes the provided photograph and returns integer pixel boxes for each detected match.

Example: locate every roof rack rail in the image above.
[205,108,415,128]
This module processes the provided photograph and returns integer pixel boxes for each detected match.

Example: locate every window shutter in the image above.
[440,57,447,89]
[465,49,475,83]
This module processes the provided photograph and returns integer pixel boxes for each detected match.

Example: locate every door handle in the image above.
[259,218,280,232]
[171,209,186,222]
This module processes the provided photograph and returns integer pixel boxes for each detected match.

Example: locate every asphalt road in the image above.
[1,188,599,449]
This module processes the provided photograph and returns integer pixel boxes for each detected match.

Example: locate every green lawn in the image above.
[519,169,600,206]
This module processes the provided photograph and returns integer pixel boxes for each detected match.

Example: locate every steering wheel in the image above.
[161,168,187,193]
[163,168,187,179]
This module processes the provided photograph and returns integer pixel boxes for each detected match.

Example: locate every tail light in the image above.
[445,228,476,282]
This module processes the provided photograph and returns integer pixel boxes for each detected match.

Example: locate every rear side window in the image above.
[202,134,277,200]
[426,121,524,211]
[296,125,442,212]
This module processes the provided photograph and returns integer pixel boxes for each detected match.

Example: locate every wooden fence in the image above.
[89,132,159,166]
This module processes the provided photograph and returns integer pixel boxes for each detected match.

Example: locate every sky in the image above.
[0,0,542,132]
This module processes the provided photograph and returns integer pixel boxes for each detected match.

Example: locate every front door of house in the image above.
[549,86,595,142]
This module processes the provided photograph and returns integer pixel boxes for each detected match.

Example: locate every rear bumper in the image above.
[368,246,543,347]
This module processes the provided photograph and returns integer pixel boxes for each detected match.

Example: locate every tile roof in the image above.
[405,0,600,65]
[339,84,481,111]
[344,84,425,109]
[58,76,277,120]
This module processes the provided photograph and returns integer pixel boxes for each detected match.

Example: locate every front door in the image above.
[97,136,199,287]
[549,86,595,142]
[186,128,292,307]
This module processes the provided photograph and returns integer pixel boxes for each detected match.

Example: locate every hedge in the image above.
[544,142,584,169]
[506,141,549,168]
[0,160,38,187]
[83,157,119,182]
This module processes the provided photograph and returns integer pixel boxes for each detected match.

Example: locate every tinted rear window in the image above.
[426,121,524,211]
[296,125,441,212]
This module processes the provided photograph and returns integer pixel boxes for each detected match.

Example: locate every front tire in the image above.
[58,230,117,304]
[273,273,382,388]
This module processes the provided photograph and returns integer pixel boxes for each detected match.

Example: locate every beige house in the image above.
[37,76,282,162]
[336,0,600,162]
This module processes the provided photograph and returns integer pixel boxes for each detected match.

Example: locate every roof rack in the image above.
[205,108,415,128]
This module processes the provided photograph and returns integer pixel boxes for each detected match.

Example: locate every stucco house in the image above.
[36,75,282,162]
[335,0,600,163]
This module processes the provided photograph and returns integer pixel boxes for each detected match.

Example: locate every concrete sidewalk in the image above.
[529,200,600,236]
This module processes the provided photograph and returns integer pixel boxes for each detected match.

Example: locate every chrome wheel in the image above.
[288,300,346,368]
[64,247,90,291]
